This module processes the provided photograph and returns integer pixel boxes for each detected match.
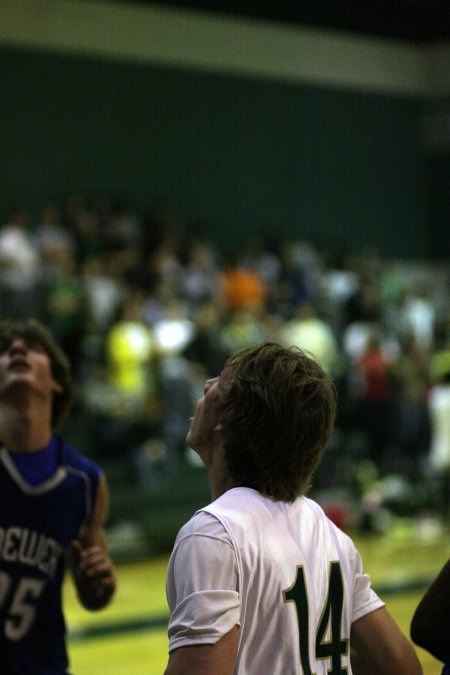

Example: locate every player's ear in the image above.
[51,378,63,396]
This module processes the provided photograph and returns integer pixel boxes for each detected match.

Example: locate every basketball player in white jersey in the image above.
[164,342,422,675]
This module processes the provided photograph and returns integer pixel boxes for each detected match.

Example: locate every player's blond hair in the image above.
[216,342,336,502]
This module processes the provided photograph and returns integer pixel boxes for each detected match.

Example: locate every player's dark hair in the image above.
[0,319,74,429]
[216,342,337,502]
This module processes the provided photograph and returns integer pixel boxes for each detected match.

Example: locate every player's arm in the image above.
[350,606,422,675]
[70,472,117,611]
[410,557,450,663]
[164,625,239,675]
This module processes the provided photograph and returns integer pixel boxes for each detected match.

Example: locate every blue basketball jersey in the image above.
[0,436,101,674]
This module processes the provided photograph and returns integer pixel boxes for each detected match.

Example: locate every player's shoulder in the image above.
[174,507,232,549]
[58,436,102,478]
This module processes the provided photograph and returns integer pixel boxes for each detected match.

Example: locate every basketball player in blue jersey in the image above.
[0,319,116,674]
[164,342,422,675]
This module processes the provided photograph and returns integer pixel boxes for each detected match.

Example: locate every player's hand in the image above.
[71,539,116,610]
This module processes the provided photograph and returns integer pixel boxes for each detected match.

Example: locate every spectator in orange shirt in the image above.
[218,251,266,314]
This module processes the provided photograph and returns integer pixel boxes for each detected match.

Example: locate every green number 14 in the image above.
[283,561,349,674]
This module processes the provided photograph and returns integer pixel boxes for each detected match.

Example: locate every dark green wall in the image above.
[429,154,450,257]
[1,45,433,257]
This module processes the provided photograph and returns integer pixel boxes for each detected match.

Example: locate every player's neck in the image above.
[207,451,238,501]
[0,402,52,453]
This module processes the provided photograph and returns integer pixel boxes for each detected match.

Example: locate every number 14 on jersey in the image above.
[283,561,349,674]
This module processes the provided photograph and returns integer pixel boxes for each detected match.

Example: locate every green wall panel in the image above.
[429,154,450,257]
[1,46,431,257]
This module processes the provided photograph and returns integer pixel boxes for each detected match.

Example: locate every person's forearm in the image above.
[351,647,422,675]
[351,647,385,675]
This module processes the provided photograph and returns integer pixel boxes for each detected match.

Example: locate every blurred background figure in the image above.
[43,250,86,378]
[427,328,450,518]
[0,210,42,319]
[280,302,340,375]
[82,292,160,461]
[183,302,229,379]
[218,250,266,314]
[152,298,196,479]
[391,335,431,479]
[36,202,76,276]
[106,293,157,402]
[352,331,396,472]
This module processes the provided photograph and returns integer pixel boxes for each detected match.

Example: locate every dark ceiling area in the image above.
[116,0,450,43]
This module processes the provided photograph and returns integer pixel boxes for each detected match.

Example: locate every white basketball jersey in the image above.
[166,487,384,674]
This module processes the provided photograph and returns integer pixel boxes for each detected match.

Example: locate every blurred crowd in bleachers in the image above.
[1,194,449,520]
